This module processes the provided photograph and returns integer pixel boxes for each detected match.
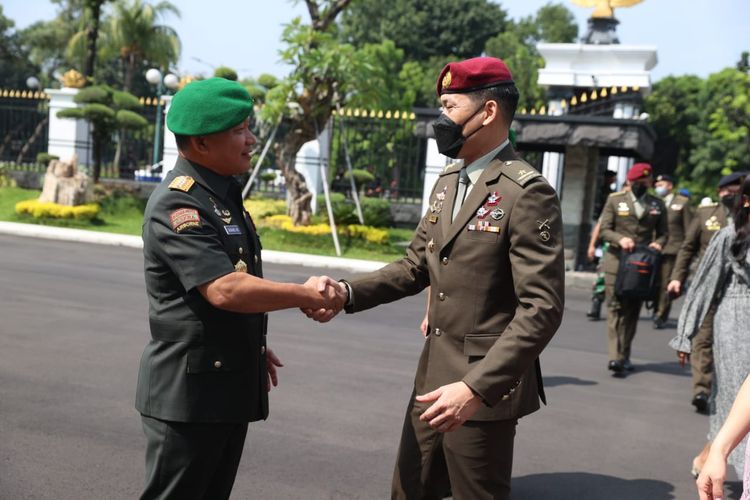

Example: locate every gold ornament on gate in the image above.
[61,70,86,89]
[570,0,644,19]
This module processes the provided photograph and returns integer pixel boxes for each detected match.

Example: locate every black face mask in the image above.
[432,105,486,159]
[631,183,648,198]
[721,194,739,211]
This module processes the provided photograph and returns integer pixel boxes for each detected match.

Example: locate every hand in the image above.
[265,348,283,392]
[697,449,727,500]
[587,245,596,262]
[677,351,690,368]
[416,382,481,433]
[619,237,635,252]
[301,276,347,323]
[667,280,682,297]
[420,313,429,338]
[648,242,663,252]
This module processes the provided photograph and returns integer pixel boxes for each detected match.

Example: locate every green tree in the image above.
[260,0,394,225]
[340,0,508,61]
[83,0,111,81]
[643,75,703,181]
[57,85,148,182]
[484,3,578,110]
[104,0,181,91]
[19,0,84,86]
[0,6,40,88]
[688,68,750,196]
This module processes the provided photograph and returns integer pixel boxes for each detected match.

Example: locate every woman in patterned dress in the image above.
[670,175,750,489]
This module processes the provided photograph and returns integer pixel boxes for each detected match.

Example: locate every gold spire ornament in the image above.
[571,0,644,19]
[61,70,86,89]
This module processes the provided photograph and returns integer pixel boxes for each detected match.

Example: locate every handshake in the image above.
[301,275,348,323]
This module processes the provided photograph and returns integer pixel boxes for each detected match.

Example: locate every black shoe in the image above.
[653,317,666,329]
[692,393,709,414]
[622,359,635,371]
[608,360,624,373]
[586,298,603,320]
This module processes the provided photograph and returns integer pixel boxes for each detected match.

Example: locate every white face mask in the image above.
[655,186,669,197]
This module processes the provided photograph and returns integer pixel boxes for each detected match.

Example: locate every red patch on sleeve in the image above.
[170,208,201,233]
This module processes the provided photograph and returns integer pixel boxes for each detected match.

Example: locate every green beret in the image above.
[167,77,254,136]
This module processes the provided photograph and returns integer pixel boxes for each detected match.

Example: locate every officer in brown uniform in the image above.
[652,174,693,329]
[667,171,748,412]
[136,78,344,499]
[308,57,565,500]
[599,163,668,374]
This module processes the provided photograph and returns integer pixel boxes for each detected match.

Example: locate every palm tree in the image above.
[106,0,181,91]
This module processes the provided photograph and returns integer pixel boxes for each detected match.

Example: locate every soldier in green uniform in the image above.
[307,57,565,500]
[135,78,344,500]
[653,174,693,329]
[599,163,668,374]
[667,171,748,412]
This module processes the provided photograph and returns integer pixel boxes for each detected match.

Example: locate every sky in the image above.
[4,0,749,83]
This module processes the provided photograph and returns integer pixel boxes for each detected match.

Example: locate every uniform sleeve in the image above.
[671,216,701,283]
[670,229,730,352]
[654,200,669,247]
[345,212,430,312]
[599,195,627,246]
[462,180,565,406]
[146,190,235,292]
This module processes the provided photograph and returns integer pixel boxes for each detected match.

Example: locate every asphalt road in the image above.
[0,234,739,499]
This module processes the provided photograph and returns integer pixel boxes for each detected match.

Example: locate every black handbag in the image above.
[614,245,662,302]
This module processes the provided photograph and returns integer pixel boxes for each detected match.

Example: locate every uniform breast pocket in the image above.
[465,228,501,243]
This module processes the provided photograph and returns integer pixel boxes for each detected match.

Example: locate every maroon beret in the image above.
[627,163,653,182]
[437,57,514,96]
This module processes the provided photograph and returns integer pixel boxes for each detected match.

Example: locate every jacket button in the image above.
[438,292,446,301]
[441,257,448,265]
[260,346,266,354]
[214,360,222,369]
[254,255,259,264]
[434,328,442,336]
[239,247,244,254]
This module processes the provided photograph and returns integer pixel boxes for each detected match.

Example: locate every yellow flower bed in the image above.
[260,215,389,245]
[244,198,286,219]
[15,199,100,220]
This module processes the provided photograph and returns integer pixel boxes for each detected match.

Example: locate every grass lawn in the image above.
[0,187,415,261]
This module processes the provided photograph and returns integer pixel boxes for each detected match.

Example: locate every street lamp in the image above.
[145,68,179,168]
[26,76,41,90]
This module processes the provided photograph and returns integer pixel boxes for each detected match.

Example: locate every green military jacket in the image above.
[663,194,693,255]
[670,202,729,284]
[136,157,268,423]
[599,190,669,275]
[345,146,565,421]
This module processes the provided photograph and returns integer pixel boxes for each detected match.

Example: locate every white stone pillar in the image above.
[422,138,452,215]
[161,95,177,176]
[541,151,565,193]
[45,88,92,168]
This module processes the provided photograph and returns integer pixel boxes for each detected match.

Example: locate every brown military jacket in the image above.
[663,194,693,255]
[670,203,728,283]
[345,146,565,421]
[599,190,669,275]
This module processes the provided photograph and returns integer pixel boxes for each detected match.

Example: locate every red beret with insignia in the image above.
[437,57,514,96]
[627,162,653,182]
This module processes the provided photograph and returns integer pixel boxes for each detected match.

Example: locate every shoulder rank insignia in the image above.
[169,208,201,233]
[168,176,195,192]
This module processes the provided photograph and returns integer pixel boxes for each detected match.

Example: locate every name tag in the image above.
[224,225,242,235]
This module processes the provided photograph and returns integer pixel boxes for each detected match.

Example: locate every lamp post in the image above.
[145,68,179,168]
[26,76,41,90]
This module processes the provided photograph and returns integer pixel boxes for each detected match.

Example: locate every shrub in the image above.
[259,171,277,183]
[15,199,100,220]
[345,168,375,187]
[260,214,390,245]
[36,153,60,165]
[361,197,392,227]
[244,198,286,219]
[214,66,238,81]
